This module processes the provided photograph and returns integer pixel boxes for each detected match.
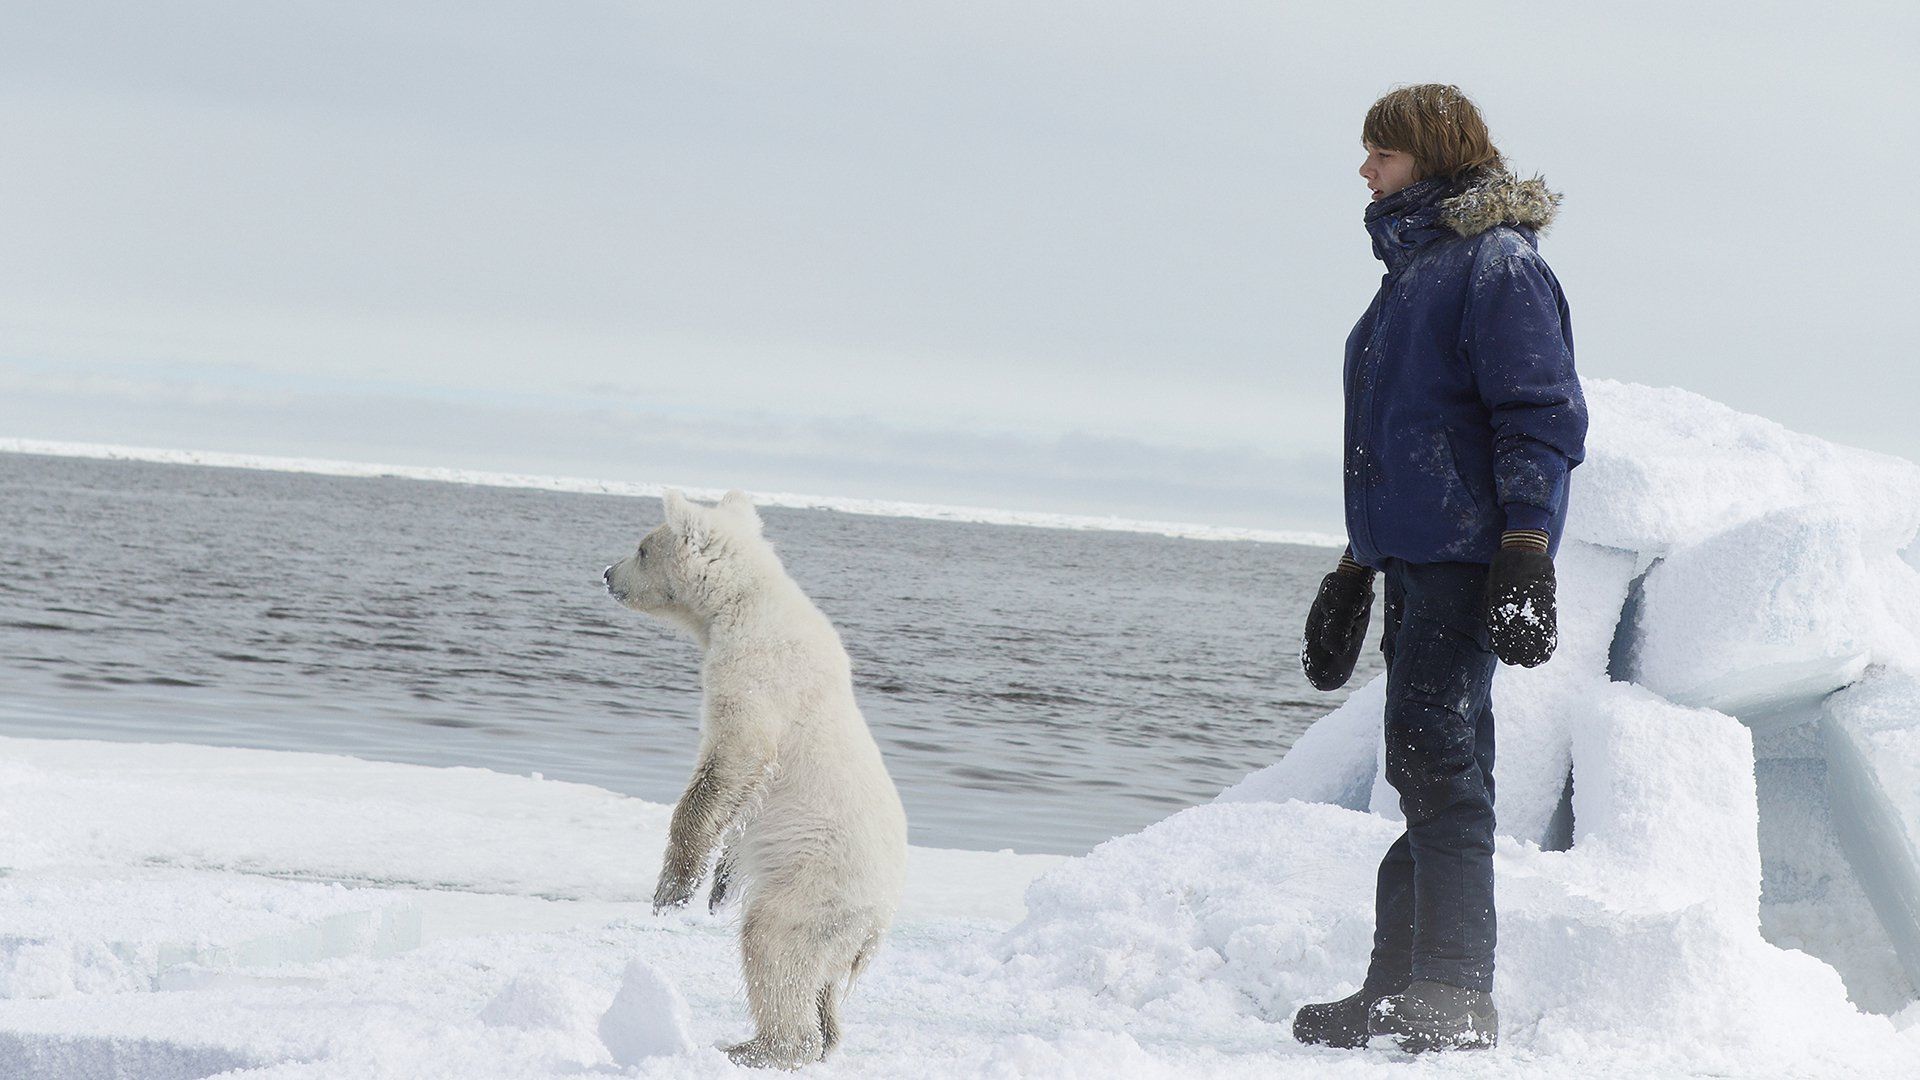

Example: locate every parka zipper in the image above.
[1350,271,1400,561]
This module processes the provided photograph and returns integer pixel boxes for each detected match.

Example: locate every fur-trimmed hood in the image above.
[1365,167,1562,270]
[1439,167,1561,236]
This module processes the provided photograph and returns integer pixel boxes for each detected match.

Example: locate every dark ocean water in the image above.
[0,452,1379,853]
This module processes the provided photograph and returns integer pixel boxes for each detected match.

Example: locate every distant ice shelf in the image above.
[0,437,1344,549]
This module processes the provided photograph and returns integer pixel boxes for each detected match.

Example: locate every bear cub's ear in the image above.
[718,490,762,534]
[661,489,711,551]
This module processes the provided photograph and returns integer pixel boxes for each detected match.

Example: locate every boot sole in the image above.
[1293,1019,1372,1050]
[1372,1027,1497,1054]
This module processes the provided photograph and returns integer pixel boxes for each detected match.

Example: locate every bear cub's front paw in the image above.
[652,873,698,914]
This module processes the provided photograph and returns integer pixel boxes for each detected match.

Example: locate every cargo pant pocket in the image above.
[1384,621,1491,823]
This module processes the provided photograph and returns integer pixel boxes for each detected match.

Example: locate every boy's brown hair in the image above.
[1363,84,1503,182]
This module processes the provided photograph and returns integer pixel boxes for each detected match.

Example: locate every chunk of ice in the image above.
[0,870,420,999]
[1756,753,1916,1013]
[0,1031,262,1080]
[599,958,696,1064]
[1631,507,1879,721]
[1568,380,1920,555]
[1564,683,1760,922]
[1823,668,1920,991]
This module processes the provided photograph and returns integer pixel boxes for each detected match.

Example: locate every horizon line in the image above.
[0,437,1346,549]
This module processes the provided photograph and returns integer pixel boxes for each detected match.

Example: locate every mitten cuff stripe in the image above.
[1337,550,1375,577]
[1500,529,1551,553]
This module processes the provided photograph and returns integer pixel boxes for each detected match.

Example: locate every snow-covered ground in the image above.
[4,378,1920,1077]
[0,737,1070,1078]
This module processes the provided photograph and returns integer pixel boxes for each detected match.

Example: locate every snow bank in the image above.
[1212,379,1920,1069]
[1568,379,1920,554]
[1008,721,1904,1073]
[1627,506,1920,722]
[1002,800,1384,1022]
[0,736,1069,1079]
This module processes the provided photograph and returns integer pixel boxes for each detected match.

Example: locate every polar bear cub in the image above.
[602,489,908,1068]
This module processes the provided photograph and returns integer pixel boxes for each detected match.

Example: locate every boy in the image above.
[1295,84,1588,1053]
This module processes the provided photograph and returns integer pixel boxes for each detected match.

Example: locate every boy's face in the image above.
[1359,143,1419,201]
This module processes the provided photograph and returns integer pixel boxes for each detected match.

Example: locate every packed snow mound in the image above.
[1007,684,1906,1071]
[1628,506,1920,718]
[1559,684,1761,921]
[1002,800,1383,1021]
[1230,382,1920,851]
[1208,377,1920,1063]
[1571,378,1920,554]
[598,959,697,1064]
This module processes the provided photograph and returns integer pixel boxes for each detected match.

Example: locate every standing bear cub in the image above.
[602,489,908,1069]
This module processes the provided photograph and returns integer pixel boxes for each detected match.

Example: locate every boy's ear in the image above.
[718,489,762,533]
[661,489,710,550]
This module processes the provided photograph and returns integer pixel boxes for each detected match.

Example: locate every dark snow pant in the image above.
[1360,558,1499,996]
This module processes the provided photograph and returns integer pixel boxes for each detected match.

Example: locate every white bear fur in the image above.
[603,489,908,1068]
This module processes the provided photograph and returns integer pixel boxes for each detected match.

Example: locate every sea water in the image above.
[0,452,1376,853]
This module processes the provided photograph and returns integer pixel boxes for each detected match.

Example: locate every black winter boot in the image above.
[1366,980,1498,1052]
[1291,988,1388,1049]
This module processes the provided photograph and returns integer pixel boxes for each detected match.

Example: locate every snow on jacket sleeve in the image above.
[1461,244,1588,534]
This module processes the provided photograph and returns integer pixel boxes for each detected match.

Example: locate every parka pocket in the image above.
[1442,428,1486,515]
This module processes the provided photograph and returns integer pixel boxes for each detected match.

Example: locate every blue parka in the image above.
[1343,167,1588,570]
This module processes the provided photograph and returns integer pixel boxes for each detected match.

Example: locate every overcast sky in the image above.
[2,2,1914,535]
